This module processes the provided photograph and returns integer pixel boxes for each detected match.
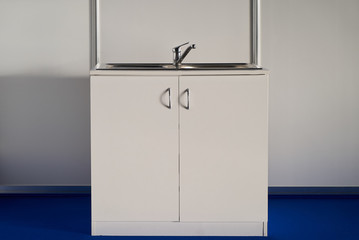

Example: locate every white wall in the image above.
[0,0,90,185]
[1,0,358,187]
[262,0,359,186]
[98,0,251,63]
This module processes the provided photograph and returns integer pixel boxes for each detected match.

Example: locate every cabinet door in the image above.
[91,76,179,222]
[179,75,268,222]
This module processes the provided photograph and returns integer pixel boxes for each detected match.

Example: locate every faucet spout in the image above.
[172,42,196,68]
[177,44,196,65]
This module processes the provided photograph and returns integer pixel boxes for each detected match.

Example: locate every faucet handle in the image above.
[172,42,189,52]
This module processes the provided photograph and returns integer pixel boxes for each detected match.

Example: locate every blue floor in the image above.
[0,194,358,240]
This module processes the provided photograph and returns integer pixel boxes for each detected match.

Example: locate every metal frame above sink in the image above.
[251,0,260,66]
[90,0,261,69]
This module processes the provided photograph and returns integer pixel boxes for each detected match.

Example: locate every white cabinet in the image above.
[179,75,268,222]
[91,73,268,236]
[91,76,179,221]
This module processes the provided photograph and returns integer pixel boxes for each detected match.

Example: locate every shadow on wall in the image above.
[0,76,90,185]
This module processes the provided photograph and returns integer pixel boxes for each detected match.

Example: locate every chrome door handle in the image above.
[184,88,190,110]
[166,88,171,109]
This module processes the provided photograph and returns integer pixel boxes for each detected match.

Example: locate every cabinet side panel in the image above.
[180,75,268,222]
[91,76,179,222]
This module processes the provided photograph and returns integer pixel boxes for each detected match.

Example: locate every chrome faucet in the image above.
[172,42,196,68]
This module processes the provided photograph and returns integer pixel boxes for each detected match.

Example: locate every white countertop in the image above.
[90,69,269,76]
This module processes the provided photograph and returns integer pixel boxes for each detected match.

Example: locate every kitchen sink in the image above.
[96,63,262,70]
[179,63,261,70]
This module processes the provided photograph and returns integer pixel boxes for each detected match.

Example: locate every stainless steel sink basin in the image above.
[179,63,261,70]
[98,63,176,70]
[96,63,262,70]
